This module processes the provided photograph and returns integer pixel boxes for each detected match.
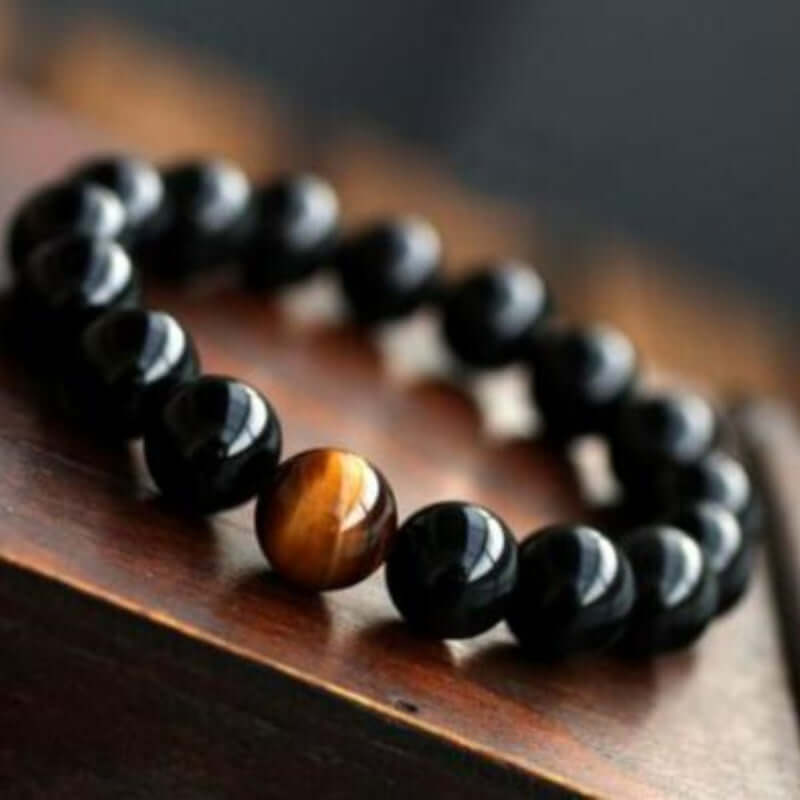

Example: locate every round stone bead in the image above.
[255,449,397,591]
[506,524,635,660]
[619,525,719,655]
[532,323,637,440]
[385,501,518,639]
[64,308,200,437]
[442,262,551,368]
[20,234,140,337]
[334,218,442,323]
[241,173,340,289]
[144,376,282,512]
[610,391,717,492]
[147,160,250,277]
[70,155,165,244]
[666,502,753,613]
[7,181,127,274]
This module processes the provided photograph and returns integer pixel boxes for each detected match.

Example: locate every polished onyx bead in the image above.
[146,160,250,277]
[20,234,140,337]
[441,262,551,368]
[70,155,165,244]
[385,501,518,638]
[619,525,718,655]
[241,174,340,289]
[666,502,753,613]
[506,524,635,660]
[64,308,200,437]
[144,376,282,512]
[334,218,442,323]
[7,181,127,274]
[532,323,637,440]
[256,449,397,590]
[610,391,717,492]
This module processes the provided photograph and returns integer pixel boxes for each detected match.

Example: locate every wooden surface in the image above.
[0,83,799,799]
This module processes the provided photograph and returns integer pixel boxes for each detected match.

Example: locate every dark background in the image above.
[24,0,800,309]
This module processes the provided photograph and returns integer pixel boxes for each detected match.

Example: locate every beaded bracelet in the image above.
[5,155,758,661]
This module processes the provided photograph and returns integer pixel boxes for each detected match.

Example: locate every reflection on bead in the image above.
[442,262,551,368]
[145,376,282,512]
[8,182,127,274]
[385,501,518,638]
[620,525,718,655]
[335,218,442,323]
[256,449,397,590]
[506,524,635,660]
[64,308,200,437]
[241,174,340,288]
[21,234,140,336]
[532,324,637,439]
[666,502,753,614]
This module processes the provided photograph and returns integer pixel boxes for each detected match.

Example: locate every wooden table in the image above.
[0,83,798,799]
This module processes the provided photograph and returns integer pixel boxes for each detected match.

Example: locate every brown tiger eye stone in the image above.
[255,448,398,591]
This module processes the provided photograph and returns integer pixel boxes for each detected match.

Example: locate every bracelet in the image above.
[5,155,758,662]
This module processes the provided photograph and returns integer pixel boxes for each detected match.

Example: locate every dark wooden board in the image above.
[0,84,799,799]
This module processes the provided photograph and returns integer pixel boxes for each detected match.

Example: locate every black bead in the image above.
[146,160,250,277]
[241,174,340,289]
[442,262,551,368]
[20,234,140,338]
[610,391,717,492]
[70,155,165,245]
[144,376,282,512]
[334,218,442,323]
[665,502,753,614]
[63,308,200,437]
[532,324,637,440]
[506,524,635,660]
[619,525,718,655]
[385,501,518,639]
[7,181,127,274]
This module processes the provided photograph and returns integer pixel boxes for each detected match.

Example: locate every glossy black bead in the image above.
[64,308,200,437]
[610,391,717,492]
[146,160,250,277]
[334,218,442,323]
[20,234,140,337]
[619,525,718,655]
[442,262,551,368]
[144,376,282,512]
[70,155,165,244]
[385,501,518,639]
[532,323,637,440]
[241,174,340,289]
[506,524,635,660]
[7,181,126,274]
[665,502,753,614]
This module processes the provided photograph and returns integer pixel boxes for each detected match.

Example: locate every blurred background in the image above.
[0,0,796,398]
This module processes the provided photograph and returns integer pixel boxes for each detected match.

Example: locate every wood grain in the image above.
[0,83,799,799]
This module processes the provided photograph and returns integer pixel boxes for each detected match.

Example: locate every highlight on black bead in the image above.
[619,524,719,655]
[144,375,282,512]
[441,261,551,368]
[506,524,635,660]
[385,501,518,639]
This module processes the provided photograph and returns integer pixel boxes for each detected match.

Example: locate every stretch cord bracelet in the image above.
[5,155,760,660]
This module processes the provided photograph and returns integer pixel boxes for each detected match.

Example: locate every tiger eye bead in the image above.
[620,525,718,655]
[334,218,442,323]
[506,525,635,660]
[64,308,200,437]
[255,449,397,591]
[144,376,282,512]
[7,181,126,274]
[241,174,340,289]
[442,262,551,368]
[385,501,518,638]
